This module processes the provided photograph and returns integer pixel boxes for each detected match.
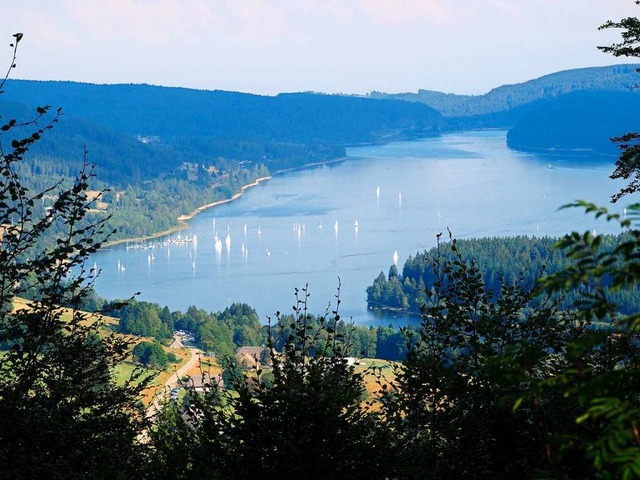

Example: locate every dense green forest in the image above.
[368,235,640,315]
[2,81,442,142]
[506,90,640,156]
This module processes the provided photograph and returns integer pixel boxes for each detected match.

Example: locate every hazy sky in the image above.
[1,1,637,96]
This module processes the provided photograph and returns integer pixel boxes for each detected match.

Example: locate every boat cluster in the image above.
[125,234,198,251]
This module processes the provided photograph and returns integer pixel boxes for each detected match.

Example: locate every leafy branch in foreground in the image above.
[0,34,150,479]
[537,202,640,478]
[151,285,388,480]
[598,3,640,203]
[378,230,592,479]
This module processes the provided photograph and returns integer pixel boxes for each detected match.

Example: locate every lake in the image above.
[88,130,624,325]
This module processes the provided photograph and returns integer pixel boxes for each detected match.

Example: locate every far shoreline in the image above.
[102,156,348,248]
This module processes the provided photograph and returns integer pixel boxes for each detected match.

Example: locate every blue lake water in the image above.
[88,131,624,325]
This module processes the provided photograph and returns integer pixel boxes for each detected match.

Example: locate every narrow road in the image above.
[146,345,201,420]
[165,346,201,391]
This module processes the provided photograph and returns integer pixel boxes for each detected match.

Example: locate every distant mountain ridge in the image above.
[367,64,640,117]
[3,80,441,143]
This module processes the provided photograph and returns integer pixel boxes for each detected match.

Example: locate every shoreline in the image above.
[103,175,272,248]
[102,157,348,248]
[271,156,347,175]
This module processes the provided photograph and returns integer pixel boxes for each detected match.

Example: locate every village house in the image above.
[234,346,268,369]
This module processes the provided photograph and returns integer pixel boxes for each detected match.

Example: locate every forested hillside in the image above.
[368,64,640,117]
[1,81,443,184]
[506,91,640,156]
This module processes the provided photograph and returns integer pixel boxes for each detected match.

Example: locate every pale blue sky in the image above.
[0,1,637,95]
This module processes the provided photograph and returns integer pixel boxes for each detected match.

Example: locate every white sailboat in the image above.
[393,250,399,266]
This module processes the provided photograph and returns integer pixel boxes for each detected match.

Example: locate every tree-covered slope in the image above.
[505,91,640,155]
[368,64,640,117]
[3,80,441,144]
[1,80,442,187]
